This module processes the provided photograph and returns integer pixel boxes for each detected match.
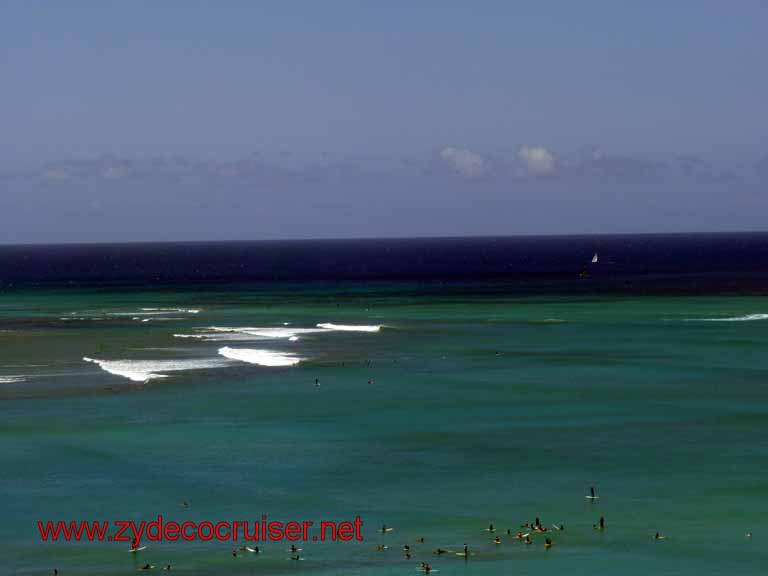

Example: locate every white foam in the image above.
[141,308,201,314]
[0,376,26,384]
[175,326,327,342]
[316,323,382,332]
[83,356,228,382]
[689,314,768,322]
[218,347,303,367]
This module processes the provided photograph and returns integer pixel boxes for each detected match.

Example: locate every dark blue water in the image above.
[2,233,768,294]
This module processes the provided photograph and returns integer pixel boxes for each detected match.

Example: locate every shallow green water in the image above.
[1,286,767,575]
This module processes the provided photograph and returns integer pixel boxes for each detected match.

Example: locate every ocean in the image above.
[1,233,767,575]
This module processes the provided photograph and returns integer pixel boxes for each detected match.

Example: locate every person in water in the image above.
[416,537,425,543]
[433,548,447,555]
[403,544,410,552]
[590,486,596,498]
[423,564,431,574]
[290,554,301,561]
[162,565,172,571]
[290,544,298,553]
[544,538,553,549]
[140,564,153,571]
[494,536,501,544]
[594,516,605,530]
[315,378,320,387]
[525,535,532,545]
[488,523,495,532]
[516,531,523,540]
[463,543,469,557]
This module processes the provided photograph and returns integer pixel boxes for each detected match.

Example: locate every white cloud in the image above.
[518,145,556,176]
[440,147,487,179]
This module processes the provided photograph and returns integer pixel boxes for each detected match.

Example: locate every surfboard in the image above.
[455,552,476,557]
[245,547,258,553]
[379,527,394,533]
[129,546,147,552]
[585,495,600,500]
[286,548,303,552]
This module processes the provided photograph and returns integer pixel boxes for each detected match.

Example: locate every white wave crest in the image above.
[218,347,303,367]
[0,376,26,384]
[83,356,227,382]
[689,314,768,322]
[316,323,382,332]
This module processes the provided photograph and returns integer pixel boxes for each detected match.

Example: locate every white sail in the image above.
[591,252,598,263]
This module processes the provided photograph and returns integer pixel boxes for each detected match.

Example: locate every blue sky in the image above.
[1,1,767,242]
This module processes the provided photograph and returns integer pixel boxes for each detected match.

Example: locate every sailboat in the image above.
[591,252,599,264]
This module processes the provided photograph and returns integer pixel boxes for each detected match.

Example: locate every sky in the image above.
[1,0,767,243]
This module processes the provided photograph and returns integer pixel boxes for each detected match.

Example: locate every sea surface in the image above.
[1,234,767,575]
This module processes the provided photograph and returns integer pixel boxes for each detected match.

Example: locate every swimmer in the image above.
[494,536,501,545]
[544,538,553,549]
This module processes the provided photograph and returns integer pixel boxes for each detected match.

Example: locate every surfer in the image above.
[594,516,605,530]
[488,523,495,532]
[376,544,387,551]
[403,544,410,552]
[746,531,753,538]
[416,537,425,543]
[494,536,501,545]
[180,500,189,508]
[553,524,565,531]
[544,538,553,549]
[140,564,153,571]
[516,531,523,540]
[424,563,431,574]
[290,544,299,553]
[433,548,447,555]
[525,535,532,545]
[290,554,301,561]
[654,532,665,540]
[162,565,172,571]
[463,543,469,558]
[231,549,238,557]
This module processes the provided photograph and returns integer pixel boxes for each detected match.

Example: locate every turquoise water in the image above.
[1,286,767,575]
